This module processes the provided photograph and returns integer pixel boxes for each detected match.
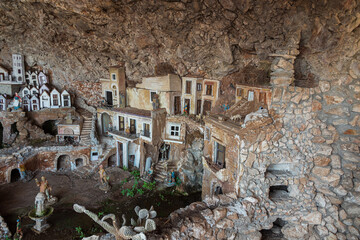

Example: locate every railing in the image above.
[204,156,223,173]
[141,130,151,138]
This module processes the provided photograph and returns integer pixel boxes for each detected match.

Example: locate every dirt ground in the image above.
[0,169,201,240]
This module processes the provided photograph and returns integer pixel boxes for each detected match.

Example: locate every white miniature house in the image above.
[39,83,50,95]
[40,91,51,109]
[0,95,9,111]
[30,86,39,96]
[38,72,48,86]
[61,90,71,107]
[50,89,61,108]
[29,71,39,87]
[12,54,25,84]
[20,86,31,98]
[30,95,40,111]
[22,95,31,111]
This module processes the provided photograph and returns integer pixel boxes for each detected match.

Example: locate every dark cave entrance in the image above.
[75,158,84,167]
[107,154,117,167]
[260,218,286,240]
[42,120,57,135]
[269,185,289,200]
[11,123,18,135]
[10,168,21,182]
[57,155,71,171]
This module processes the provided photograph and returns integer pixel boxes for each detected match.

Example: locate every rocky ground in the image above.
[0,169,201,240]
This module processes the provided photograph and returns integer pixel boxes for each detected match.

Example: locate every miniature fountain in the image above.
[28,177,56,233]
[28,192,54,233]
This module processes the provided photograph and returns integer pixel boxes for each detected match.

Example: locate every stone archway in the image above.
[75,158,84,167]
[57,155,70,171]
[10,168,21,182]
[107,154,117,167]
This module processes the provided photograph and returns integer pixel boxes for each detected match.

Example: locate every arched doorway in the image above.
[57,155,70,171]
[75,158,84,167]
[10,168,21,182]
[101,113,111,135]
[42,120,57,135]
[107,154,117,167]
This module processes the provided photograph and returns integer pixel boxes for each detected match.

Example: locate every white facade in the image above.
[22,95,31,111]
[30,95,40,111]
[50,89,61,108]
[12,54,25,84]
[40,91,51,109]
[38,72,48,86]
[0,66,11,82]
[20,86,30,98]
[61,90,71,107]
[30,86,39,96]
[39,84,50,95]
[0,95,8,110]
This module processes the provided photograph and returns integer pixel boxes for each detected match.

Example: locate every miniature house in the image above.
[50,89,61,108]
[100,65,126,108]
[40,91,51,109]
[25,71,39,87]
[0,94,10,111]
[38,72,48,86]
[61,90,71,108]
[0,66,11,82]
[39,83,50,95]
[12,54,25,84]
[181,76,203,115]
[127,74,182,115]
[30,86,39,96]
[235,84,272,107]
[20,86,31,98]
[30,95,40,111]
[201,79,220,115]
[56,115,82,144]
[22,95,31,111]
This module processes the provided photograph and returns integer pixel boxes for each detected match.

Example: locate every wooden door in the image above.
[196,100,202,115]
[106,91,113,106]
[174,96,181,115]
[203,100,212,115]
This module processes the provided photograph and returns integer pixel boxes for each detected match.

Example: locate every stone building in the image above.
[100,65,126,108]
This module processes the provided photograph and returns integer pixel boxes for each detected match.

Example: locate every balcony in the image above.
[108,129,139,142]
[203,156,223,173]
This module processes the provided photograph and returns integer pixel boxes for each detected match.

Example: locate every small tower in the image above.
[12,54,25,84]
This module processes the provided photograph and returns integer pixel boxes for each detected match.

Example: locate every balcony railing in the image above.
[108,129,140,140]
[203,156,223,173]
[141,130,151,138]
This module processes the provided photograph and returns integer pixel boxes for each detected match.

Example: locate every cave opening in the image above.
[42,120,57,136]
[269,185,289,200]
[57,155,70,171]
[107,154,117,167]
[11,123,18,135]
[75,158,84,167]
[10,168,21,183]
[260,218,286,240]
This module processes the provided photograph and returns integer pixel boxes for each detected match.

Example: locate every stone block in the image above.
[301,211,322,224]
[313,155,331,166]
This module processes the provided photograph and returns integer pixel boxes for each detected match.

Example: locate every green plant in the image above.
[175,177,182,186]
[98,211,104,217]
[75,226,85,238]
[123,166,128,171]
[142,181,156,191]
[137,188,144,195]
[130,170,140,179]
[159,193,165,201]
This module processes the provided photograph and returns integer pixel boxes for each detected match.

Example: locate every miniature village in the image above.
[0,1,359,240]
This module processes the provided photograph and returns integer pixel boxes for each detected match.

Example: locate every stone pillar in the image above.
[269,30,301,110]
[116,141,121,167]
[123,141,129,168]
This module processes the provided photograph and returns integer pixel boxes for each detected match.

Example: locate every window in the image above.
[24,90,28,95]
[32,75,36,79]
[118,116,124,131]
[0,99,3,103]
[32,90,37,95]
[214,142,226,169]
[130,119,136,134]
[150,91,157,103]
[42,96,47,100]
[32,100,37,104]
[185,81,192,94]
[143,123,150,137]
[23,100,27,104]
[197,83,202,91]
[18,69,21,74]
[111,73,116,80]
[63,95,70,106]
[237,88,242,96]
[206,84,213,96]
[170,125,180,137]
[53,95,59,105]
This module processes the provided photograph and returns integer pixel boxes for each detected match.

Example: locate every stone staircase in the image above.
[78,108,93,146]
[153,160,177,183]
